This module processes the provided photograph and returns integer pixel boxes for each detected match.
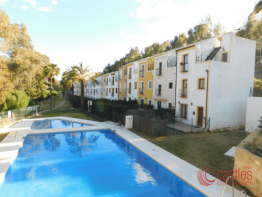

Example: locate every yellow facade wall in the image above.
[138,58,154,104]
[118,64,127,100]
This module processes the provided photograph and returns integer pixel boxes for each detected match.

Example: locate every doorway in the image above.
[197,107,204,127]
[157,101,161,109]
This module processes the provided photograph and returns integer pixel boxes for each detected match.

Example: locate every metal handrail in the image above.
[205,41,221,60]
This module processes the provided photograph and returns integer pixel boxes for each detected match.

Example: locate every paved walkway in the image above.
[167,121,204,133]
[38,100,66,114]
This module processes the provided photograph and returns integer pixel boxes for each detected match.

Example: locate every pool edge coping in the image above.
[0,117,245,197]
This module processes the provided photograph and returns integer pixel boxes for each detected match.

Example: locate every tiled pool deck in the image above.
[0,117,244,197]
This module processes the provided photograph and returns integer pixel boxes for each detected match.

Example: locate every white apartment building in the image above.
[104,71,118,100]
[153,50,177,109]
[127,62,139,101]
[175,32,256,130]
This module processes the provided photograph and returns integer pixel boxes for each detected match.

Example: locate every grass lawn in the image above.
[245,132,262,154]
[31,108,97,121]
[0,132,9,142]
[129,127,253,194]
[38,96,65,112]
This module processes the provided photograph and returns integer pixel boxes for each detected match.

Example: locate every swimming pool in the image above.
[30,119,90,130]
[0,129,205,197]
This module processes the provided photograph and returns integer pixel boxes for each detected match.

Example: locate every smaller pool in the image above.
[30,119,90,130]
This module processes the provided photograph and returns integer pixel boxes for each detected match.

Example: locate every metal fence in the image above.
[0,105,39,128]
[133,115,167,137]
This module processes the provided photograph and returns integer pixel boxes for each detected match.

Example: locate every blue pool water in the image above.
[30,119,90,130]
[0,130,205,197]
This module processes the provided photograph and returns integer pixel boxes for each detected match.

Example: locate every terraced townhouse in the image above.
[76,32,255,130]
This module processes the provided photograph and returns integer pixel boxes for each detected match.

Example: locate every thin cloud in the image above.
[52,0,58,5]
[21,6,29,9]
[39,6,51,12]
[119,32,126,36]
[129,12,135,17]
[0,0,8,5]
[24,0,37,6]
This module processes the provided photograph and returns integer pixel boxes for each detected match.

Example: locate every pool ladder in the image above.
[221,176,247,197]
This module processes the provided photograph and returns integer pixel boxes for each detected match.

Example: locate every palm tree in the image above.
[254,0,262,14]
[62,66,78,99]
[44,64,60,111]
[73,62,92,111]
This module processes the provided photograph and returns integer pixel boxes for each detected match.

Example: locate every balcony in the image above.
[140,70,145,77]
[180,63,189,72]
[179,89,187,98]
[156,68,162,75]
[140,88,144,94]
[155,88,161,96]
[127,88,131,94]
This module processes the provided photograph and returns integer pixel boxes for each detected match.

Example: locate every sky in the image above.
[0,0,259,79]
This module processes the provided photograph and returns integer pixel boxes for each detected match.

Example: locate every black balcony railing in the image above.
[155,88,161,96]
[140,88,144,94]
[179,89,188,97]
[156,68,162,75]
[140,70,145,77]
[180,63,189,72]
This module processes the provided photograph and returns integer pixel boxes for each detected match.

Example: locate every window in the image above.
[184,55,188,71]
[129,83,131,94]
[181,79,187,97]
[140,82,144,94]
[116,88,117,93]
[148,99,151,106]
[222,52,228,62]
[198,78,205,89]
[109,88,111,93]
[157,62,162,75]
[120,70,122,79]
[169,82,173,89]
[129,68,132,79]
[141,65,145,77]
[124,83,126,89]
[181,104,187,118]
[148,81,152,89]
[134,82,137,89]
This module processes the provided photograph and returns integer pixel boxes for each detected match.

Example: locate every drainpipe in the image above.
[205,69,209,128]
[174,51,178,118]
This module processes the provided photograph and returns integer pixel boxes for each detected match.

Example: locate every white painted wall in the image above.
[127,64,139,101]
[208,33,256,129]
[153,52,176,109]
[245,97,262,132]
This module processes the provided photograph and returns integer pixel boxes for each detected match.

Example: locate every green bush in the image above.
[28,100,36,106]
[2,90,29,111]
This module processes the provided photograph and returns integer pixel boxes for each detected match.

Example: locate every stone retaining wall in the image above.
[234,129,262,196]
